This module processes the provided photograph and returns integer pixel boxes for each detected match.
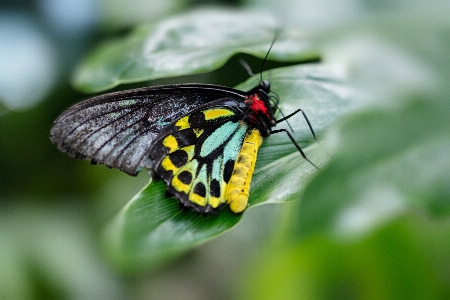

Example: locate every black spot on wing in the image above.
[193,182,207,197]
[210,179,221,198]
[169,150,189,168]
[223,159,235,183]
[178,170,193,185]
[172,130,199,148]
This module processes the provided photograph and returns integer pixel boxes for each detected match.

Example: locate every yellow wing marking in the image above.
[171,160,198,194]
[203,108,234,120]
[193,128,205,138]
[183,145,196,161]
[188,165,208,207]
[172,175,191,194]
[209,180,228,209]
[189,192,207,206]
[209,193,222,208]
[161,156,177,173]
[226,129,263,213]
[175,115,190,130]
[162,135,178,153]
[160,145,195,174]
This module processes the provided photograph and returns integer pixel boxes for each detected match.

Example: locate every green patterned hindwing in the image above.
[149,100,248,213]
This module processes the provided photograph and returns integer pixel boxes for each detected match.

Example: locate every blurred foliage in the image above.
[72,9,318,92]
[0,0,449,300]
[239,214,450,300]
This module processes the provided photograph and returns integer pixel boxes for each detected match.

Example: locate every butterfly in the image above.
[50,78,319,214]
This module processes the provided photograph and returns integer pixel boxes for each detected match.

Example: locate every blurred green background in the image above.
[1,0,449,299]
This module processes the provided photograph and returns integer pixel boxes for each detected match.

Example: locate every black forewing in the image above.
[50,84,246,175]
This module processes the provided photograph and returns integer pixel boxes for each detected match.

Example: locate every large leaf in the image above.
[238,215,448,300]
[72,9,319,93]
[287,6,450,241]
[0,204,124,299]
[291,89,450,241]
[104,64,353,272]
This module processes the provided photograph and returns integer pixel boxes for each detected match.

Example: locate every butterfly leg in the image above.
[270,128,320,170]
[275,108,330,158]
[276,109,318,140]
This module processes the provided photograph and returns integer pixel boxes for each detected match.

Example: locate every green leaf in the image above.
[291,83,450,241]
[104,179,242,273]
[104,64,353,272]
[0,204,124,299]
[98,0,188,30]
[238,216,447,300]
[72,9,319,93]
[286,6,450,241]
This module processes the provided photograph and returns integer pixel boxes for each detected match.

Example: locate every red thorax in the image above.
[245,94,270,123]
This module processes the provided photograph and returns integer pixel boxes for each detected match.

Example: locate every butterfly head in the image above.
[260,80,270,93]
[245,83,276,137]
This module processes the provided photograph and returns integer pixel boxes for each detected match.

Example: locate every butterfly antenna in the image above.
[271,90,280,105]
[260,30,281,82]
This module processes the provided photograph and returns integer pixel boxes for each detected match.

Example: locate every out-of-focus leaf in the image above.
[104,64,354,272]
[0,204,125,300]
[238,216,448,300]
[99,0,187,30]
[0,14,57,110]
[287,6,450,241]
[293,90,450,240]
[72,9,319,93]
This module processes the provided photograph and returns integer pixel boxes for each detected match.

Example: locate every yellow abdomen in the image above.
[226,129,263,213]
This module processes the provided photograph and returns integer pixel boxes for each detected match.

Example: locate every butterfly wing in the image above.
[50,84,246,175]
[149,99,250,213]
